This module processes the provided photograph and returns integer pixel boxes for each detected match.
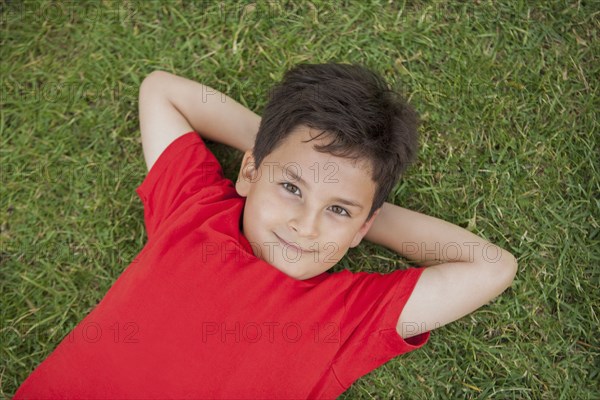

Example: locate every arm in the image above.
[364,203,518,338]
[138,71,517,340]
[139,70,260,171]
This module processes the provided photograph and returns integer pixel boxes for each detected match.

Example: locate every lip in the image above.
[274,233,315,253]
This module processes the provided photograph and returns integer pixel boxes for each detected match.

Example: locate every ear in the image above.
[349,208,381,248]
[235,149,259,197]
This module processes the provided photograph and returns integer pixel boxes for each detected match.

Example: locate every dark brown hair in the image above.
[252,63,419,220]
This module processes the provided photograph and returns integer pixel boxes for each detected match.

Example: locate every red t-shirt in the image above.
[14,132,430,399]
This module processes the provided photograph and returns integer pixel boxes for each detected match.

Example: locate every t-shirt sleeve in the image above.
[135,131,226,240]
[332,267,430,388]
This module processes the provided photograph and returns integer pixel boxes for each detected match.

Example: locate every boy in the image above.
[15,63,517,398]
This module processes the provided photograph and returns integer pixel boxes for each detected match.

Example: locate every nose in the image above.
[288,209,319,239]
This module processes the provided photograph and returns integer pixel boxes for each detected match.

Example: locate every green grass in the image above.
[1,0,598,398]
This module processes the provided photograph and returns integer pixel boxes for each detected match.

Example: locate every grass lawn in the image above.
[1,0,598,398]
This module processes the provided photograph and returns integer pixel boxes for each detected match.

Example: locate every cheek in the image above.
[247,185,285,226]
[319,223,356,255]
[324,219,359,241]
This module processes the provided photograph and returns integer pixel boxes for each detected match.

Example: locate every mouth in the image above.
[274,233,315,253]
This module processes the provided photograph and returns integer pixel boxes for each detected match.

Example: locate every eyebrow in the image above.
[280,166,364,210]
[281,165,306,186]
[331,197,364,210]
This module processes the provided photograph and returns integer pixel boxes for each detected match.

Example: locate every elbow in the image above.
[139,71,173,109]
[143,70,169,82]
[482,247,517,292]
[139,70,170,94]
[498,251,518,290]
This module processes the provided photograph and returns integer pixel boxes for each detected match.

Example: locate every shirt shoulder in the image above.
[135,131,238,240]
[329,268,431,389]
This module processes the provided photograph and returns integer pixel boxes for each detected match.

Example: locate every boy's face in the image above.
[235,125,381,280]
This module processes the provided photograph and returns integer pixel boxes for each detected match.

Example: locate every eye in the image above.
[281,182,301,196]
[329,205,350,217]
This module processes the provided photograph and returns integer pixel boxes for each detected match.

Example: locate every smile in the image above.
[274,233,315,253]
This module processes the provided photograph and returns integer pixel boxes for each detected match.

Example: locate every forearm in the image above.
[365,202,513,267]
[147,70,260,152]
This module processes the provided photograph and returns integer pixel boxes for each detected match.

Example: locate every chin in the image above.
[272,260,316,280]
[275,263,306,280]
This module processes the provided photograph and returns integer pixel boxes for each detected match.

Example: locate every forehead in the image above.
[262,126,376,201]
